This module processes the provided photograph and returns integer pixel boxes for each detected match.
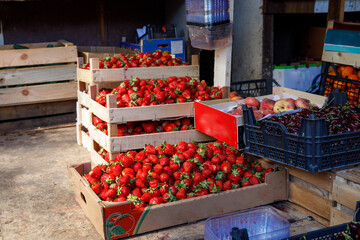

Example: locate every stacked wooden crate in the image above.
[76,56,225,164]
[330,167,360,226]
[0,40,77,133]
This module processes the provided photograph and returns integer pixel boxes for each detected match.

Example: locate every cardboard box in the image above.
[68,162,288,240]
[194,87,327,149]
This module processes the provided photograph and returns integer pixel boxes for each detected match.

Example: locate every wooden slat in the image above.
[0,82,77,107]
[0,100,76,121]
[322,51,360,68]
[77,65,199,84]
[330,207,352,226]
[0,63,76,87]
[0,45,77,68]
[332,179,360,210]
[0,112,75,133]
[289,182,333,220]
[336,167,360,184]
[0,42,59,50]
[91,128,214,152]
[327,0,345,22]
[288,167,335,192]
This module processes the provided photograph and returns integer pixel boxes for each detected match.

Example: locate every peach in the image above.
[284,98,296,109]
[260,98,275,110]
[263,110,275,116]
[254,110,264,120]
[273,99,295,113]
[295,98,311,109]
[230,96,243,101]
[244,97,260,109]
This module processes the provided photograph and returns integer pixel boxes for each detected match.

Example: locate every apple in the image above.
[244,97,260,109]
[295,98,311,109]
[260,98,275,111]
[273,99,295,113]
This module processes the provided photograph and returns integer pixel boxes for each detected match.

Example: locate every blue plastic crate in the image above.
[204,206,290,240]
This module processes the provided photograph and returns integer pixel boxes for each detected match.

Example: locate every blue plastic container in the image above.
[204,206,290,240]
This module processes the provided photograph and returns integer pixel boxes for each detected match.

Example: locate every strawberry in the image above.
[176,188,186,200]
[249,176,260,185]
[183,161,194,172]
[109,164,122,177]
[163,143,176,155]
[120,155,133,168]
[153,164,163,174]
[145,144,156,155]
[149,197,163,205]
[91,182,103,194]
[89,166,103,179]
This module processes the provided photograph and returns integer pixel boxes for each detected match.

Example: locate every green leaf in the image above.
[107,222,115,228]
[111,225,125,236]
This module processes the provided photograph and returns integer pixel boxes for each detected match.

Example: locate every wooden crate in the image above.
[77,46,136,64]
[77,57,199,85]
[249,156,334,226]
[68,161,287,239]
[0,40,77,132]
[78,83,227,124]
[322,20,360,67]
[331,166,360,225]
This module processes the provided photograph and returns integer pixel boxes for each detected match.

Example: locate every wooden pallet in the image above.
[0,40,77,133]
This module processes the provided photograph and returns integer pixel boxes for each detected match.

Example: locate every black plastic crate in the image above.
[282,201,360,240]
[319,62,360,105]
[230,78,279,98]
[242,91,360,173]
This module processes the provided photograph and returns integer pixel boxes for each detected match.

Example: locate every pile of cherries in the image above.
[260,104,360,135]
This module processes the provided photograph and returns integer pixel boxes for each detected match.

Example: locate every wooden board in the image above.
[78,46,135,63]
[322,51,360,68]
[332,178,360,210]
[0,45,77,68]
[289,182,333,220]
[0,82,77,107]
[90,128,214,152]
[0,63,76,87]
[330,207,353,226]
[0,112,76,134]
[0,41,63,50]
[335,166,360,184]
[77,65,199,84]
[0,100,76,121]
[272,87,327,106]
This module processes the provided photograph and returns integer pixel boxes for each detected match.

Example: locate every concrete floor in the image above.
[0,126,324,240]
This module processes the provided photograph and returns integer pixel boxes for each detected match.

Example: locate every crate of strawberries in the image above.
[77,50,199,84]
[243,90,360,173]
[68,140,287,239]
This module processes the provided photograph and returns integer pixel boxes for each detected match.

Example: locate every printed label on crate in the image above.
[104,204,151,239]
[171,41,184,55]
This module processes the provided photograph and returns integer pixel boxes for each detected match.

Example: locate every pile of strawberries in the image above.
[93,116,194,136]
[94,76,223,108]
[85,141,273,208]
[81,50,188,70]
